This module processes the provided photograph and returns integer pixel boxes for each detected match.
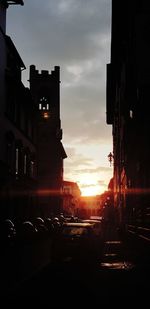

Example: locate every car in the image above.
[0,219,16,247]
[17,220,38,243]
[51,222,102,263]
[90,215,103,221]
[82,219,102,237]
[34,217,48,234]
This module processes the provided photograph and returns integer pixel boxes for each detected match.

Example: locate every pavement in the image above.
[98,223,150,306]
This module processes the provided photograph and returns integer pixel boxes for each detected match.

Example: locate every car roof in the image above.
[63,222,92,228]
[82,219,101,223]
[90,216,102,220]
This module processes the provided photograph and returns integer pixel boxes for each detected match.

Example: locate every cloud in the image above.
[63,146,113,187]
[76,166,112,174]
[7,0,111,72]
[64,148,93,169]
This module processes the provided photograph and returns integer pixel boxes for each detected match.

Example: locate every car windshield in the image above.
[62,226,88,236]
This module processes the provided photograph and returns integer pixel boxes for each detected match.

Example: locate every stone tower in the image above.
[29,65,67,216]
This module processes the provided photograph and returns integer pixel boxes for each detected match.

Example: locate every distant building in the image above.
[79,195,102,218]
[29,65,67,217]
[62,181,81,216]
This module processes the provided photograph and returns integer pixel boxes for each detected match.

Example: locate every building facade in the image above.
[0,0,38,221]
[62,181,81,217]
[106,0,150,229]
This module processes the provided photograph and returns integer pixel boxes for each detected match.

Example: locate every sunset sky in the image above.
[7,0,113,196]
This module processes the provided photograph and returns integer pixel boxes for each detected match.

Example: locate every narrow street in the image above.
[5,225,150,308]
[1,2,150,308]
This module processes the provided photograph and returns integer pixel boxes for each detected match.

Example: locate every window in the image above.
[30,160,34,178]
[15,148,19,175]
[5,131,14,172]
[15,140,23,177]
[24,153,27,175]
[39,96,49,111]
[130,110,133,118]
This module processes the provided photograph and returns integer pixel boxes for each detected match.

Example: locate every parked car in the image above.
[17,220,38,243]
[82,219,102,237]
[0,219,16,247]
[51,222,102,263]
[44,217,55,234]
[34,217,48,234]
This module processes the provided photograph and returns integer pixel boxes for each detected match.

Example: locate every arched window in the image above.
[39,96,49,111]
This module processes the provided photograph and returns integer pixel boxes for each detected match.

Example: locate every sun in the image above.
[77,174,105,196]
[81,185,101,196]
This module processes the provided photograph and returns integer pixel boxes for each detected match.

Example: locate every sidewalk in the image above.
[101,224,134,270]
[97,223,150,306]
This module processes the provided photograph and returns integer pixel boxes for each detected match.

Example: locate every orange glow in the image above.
[114,188,150,195]
[37,189,62,196]
[0,189,62,198]
[1,187,150,199]
[43,112,49,119]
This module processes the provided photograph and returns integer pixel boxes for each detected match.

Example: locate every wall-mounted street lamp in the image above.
[108,152,114,167]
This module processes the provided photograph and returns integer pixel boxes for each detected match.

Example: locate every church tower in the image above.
[29,65,67,216]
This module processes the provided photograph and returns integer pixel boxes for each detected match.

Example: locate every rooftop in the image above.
[2,1,24,7]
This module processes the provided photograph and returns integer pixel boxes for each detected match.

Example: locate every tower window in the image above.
[40,96,47,102]
[39,104,42,110]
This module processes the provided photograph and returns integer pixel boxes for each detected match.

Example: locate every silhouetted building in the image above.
[107,0,150,227]
[0,0,67,221]
[2,1,24,7]
[0,0,37,221]
[29,65,67,217]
